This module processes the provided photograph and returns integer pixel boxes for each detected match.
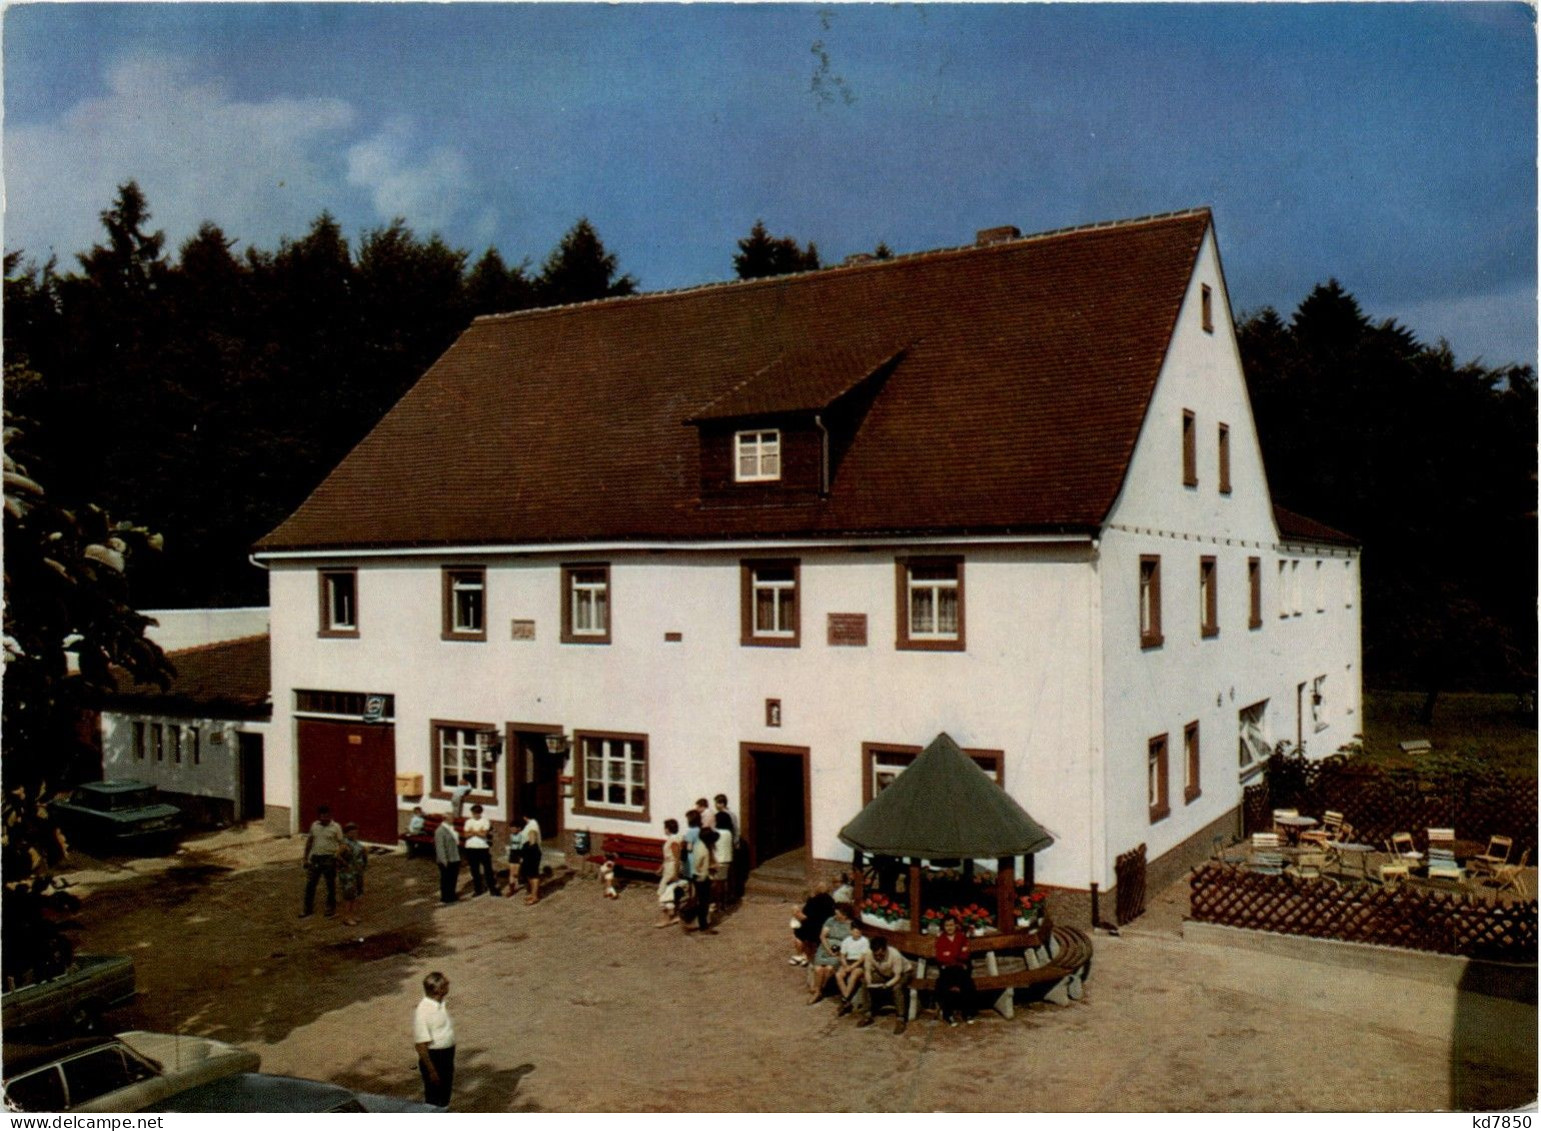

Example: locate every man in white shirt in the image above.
[462,804,495,896]
[449,776,474,819]
[857,936,914,1034]
[413,971,456,1107]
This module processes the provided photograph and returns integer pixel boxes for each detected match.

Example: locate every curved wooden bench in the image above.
[907,924,1093,1019]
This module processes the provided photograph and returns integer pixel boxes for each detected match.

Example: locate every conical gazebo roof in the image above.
[838,733,1056,859]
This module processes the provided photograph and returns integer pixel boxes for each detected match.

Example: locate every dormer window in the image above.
[734,430,781,482]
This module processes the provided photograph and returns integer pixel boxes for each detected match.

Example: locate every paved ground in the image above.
[61,826,1536,1112]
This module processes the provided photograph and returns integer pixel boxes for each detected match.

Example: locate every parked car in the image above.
[148,1073,443,1113]
[51,781,181,851]
[2,954,136,1039]
[2,1030,259,1112]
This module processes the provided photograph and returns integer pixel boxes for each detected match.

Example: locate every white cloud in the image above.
[346,118,477,235]
[3,54,483,263]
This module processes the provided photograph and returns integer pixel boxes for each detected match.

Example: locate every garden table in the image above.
[1274,814,1318,845]
[1326,840,1377,881]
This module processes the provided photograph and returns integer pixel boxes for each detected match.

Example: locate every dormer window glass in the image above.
[735,430,781,482]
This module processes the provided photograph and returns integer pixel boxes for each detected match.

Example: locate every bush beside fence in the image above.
[1189,863,1537,963]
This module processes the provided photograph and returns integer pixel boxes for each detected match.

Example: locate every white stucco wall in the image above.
[1097,227,1362,888]
[265,540,1101,886]
[100,710,267,813]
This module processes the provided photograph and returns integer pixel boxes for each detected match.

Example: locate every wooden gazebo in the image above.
[838,732,1069,976]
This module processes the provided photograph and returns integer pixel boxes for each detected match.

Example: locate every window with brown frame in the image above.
[441,567,487,641]
[431,721,498,801]
[895,557,964,651]
[318,569,359,638]
[1248,557,1262,629]
[1184,721,1201,803]
[1139,555,1163,648]
[150,724,164,763]
[132,721,146,761]
[189,726,201,766]
[1182,409,1197,487]
[741,560,800,647]
[1217,423,1231,494]
[1201,284,1214,333]
[573,731,649,822]
[561,564,611,644]
[862,743,1004,805]
[1200,556,1218,638]
[1148,734,1170,823]
[169,724,182,765]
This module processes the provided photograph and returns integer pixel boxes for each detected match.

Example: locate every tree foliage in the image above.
[733,219,821,279]
[1237,280,1536,713]
[3,183,638,608]
[2,413,172,982]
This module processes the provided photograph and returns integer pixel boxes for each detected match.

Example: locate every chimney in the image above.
[842,253,876,267]
[975,225,1021,246]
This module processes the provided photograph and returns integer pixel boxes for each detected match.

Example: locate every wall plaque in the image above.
[511,619,537,641]
[827,613,868,646]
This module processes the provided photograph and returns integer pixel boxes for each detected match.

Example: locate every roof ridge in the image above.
[163,632,270,660]
[472,207,1214,326]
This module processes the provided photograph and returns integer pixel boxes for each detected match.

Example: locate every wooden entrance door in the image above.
[297,719,397,844]
[509,725,563,842]
[740,743,811,868]
[237,732,265,821]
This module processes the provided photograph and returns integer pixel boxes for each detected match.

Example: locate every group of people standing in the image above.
[789,877,977,1031]
[410,777,546,905]
[299,805,369,924]
[655,794,741,933]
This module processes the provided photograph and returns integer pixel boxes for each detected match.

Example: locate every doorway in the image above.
[296,719,397,844]
[508,724,563,842]
[740,743,811,870]
[237,732,265,821]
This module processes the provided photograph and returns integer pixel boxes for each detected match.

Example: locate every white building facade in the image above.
[254,210,1361,899]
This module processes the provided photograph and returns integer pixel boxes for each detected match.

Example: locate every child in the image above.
[834,921,872,1015]
[406,807,426,836]
[599,854,619,899]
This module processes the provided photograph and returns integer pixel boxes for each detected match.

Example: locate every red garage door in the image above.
[297,719,397,845]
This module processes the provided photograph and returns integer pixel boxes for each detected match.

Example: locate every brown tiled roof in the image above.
[1274,505,1358,547]
[258,210,1213,552]
[687,342,909,422]
[106,634,271,719]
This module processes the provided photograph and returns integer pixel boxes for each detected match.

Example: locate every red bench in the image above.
[403,814,466,857]
[601,833,666,878]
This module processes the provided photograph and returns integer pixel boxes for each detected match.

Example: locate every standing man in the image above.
[462,804,495,897]
[413,972,456,1108]
[299,805,345,919]
[434,815,462,904]
[713,794,743,902]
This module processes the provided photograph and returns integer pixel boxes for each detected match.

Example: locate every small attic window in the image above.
[735,429,781,482]
[1201,284,1214,334]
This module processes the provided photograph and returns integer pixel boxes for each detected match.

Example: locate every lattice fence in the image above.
[1115,843,1147,925]
[1253,753,1536,858]
[1189,863,1537,962]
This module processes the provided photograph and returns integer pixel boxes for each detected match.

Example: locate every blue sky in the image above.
[5,2,1536,367]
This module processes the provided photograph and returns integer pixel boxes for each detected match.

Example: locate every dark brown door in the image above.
[297,719,397,844]
[237,732,265,821]
[511,729,562,841]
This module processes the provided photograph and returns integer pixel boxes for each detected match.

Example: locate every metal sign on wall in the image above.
[362,695,387,723]
[827,613,868,646]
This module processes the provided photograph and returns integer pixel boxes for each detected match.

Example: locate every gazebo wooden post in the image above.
[852,851,865,907]
[997,855,1016,931]
[908,858,923,930]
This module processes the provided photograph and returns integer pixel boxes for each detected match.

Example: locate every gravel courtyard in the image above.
[61,827,1536,1112]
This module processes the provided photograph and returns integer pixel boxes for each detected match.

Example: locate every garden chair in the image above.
[1389,832,1422,864]
[1469,835,1514,877]
[1491,849,1530,899]
[1379,840,1411,887]
[1426,846,1463,884]
[1300,810,1344,849]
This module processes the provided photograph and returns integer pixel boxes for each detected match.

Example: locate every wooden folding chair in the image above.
[1300,810,1344,848]
[1470,835,1514,877]
[1390,831,1422,864]
[1250,832,1285,875]
[1379,840,1411,887]
[1491,849,1530,899]
[1289,850,1327,879]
